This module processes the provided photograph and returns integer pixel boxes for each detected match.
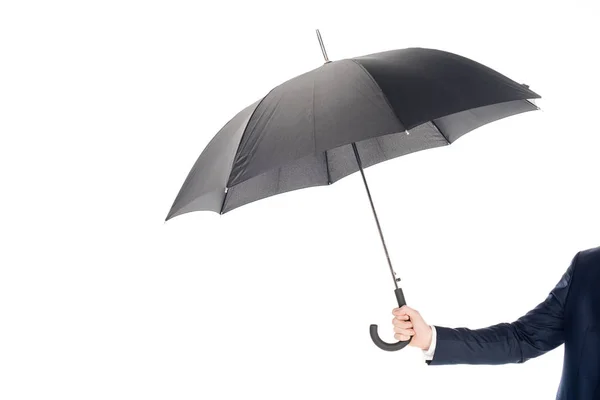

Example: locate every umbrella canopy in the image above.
[166,47,539,220]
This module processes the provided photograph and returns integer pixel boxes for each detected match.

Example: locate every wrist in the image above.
[422,325,433,351]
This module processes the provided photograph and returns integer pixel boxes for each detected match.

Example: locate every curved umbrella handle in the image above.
[370,288,412,351]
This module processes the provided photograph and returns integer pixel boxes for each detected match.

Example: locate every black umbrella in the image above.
[166,30,540,351]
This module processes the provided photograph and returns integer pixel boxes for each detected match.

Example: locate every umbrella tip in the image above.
[315,29,330,63]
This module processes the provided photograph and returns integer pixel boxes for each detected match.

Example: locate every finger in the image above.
[392,309,410,319]
[394,333,411,341]
[394,305,414,315]
[398,305,419,319]
[393,327,416,335]
[392,319,413,328]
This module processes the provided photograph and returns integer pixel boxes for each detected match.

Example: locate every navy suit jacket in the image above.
[429,246,600,399]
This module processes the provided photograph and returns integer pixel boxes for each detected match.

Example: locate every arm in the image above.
[429,252,578,365]
[392,252,579,365]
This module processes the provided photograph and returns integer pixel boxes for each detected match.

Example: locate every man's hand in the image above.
[392,306,433,351]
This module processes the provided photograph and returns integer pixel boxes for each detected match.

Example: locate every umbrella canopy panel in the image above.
[167,48,539,220]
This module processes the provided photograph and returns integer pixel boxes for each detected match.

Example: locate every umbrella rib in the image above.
[220,91,276,214]
[349,59,407,131]
[219,187,228,215]
[226,88,278,189]
[430,119,451,145]
[324,150,332,184]
[311,77,331,185]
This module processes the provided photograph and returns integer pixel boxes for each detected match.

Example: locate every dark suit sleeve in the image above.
[428,252,579,365]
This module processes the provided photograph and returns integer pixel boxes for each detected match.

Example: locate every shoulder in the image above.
[575,246,600,267]
[571,246,600,283]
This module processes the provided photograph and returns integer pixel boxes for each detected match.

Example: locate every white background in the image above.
[1,1,599,399]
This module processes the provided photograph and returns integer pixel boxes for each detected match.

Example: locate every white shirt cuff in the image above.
[422,325,437,361]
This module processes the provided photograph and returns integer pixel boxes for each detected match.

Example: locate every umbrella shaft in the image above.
[351,143,400,289]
